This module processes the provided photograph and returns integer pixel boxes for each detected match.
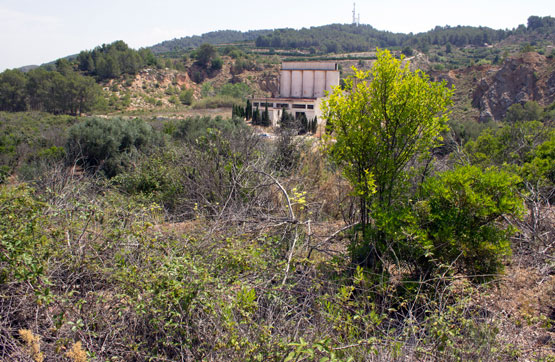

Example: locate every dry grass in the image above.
[65,341,88,362]
[18,329,44,362]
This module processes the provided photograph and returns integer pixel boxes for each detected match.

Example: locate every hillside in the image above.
[150,29,272,55]
[0,17,554,362]
[149,16,555,56]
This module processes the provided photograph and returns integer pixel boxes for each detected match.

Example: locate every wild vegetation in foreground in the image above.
[1,53,554,362]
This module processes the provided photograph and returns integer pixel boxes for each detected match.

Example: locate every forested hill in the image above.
[149,16,555,55]
[150,29,272,55]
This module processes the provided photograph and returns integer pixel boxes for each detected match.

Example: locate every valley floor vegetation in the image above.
[1,51,554,362]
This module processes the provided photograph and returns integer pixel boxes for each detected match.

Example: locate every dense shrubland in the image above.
[0,53,554,362]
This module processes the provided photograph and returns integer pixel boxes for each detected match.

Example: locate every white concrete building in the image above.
[252,62,339,127]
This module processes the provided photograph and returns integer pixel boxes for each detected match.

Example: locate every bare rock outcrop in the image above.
[472,53,555,122]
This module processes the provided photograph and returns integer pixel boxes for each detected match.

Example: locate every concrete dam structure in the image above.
[279,62,339,99]
[252,61,340,127]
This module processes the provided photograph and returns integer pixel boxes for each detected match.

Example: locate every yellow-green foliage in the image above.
[323,48,453,225]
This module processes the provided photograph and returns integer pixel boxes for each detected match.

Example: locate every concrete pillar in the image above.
[325,71,334,94]
[314,71,326,98]
[280,70,291,98]
[291,70,303,98]
[302,70,314,98]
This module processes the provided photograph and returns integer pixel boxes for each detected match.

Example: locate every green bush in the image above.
[66,117,160,177]
[218,82,252,99]
[179,89,194,105]
[192,95,242,109]
[112,151,183,209]
[416,165,524,278]
[0,184,50,284]
[211,57,223,71]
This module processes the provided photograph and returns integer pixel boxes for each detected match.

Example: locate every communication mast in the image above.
[352,3,360,26]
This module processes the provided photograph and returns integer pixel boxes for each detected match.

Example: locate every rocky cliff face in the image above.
[472,53,555,122]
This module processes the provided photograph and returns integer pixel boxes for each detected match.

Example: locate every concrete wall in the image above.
[279,69,339,99]
[282,62,337,71]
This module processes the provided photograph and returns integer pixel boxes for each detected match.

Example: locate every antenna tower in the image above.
[352,3,356,25]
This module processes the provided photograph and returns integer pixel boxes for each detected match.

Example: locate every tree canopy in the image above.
[0,68,101,115]
[77,40,158,80]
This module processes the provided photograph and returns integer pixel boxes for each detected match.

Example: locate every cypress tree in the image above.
[252,106,260,125]
[312,116,318,133]
[298,112,308,134]
[246,99,252,120]
[262,103,270,126]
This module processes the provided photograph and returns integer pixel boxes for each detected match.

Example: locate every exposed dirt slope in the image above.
[471,52,555,121]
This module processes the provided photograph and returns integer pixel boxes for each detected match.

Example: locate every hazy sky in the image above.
[0,0,552,71]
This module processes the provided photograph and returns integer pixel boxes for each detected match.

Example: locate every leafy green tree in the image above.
[194,43,217,68]
[55,58,73,75]
[0,69,28,111]
[211,57,223,71]
[323,49,453,234]
[24,68,100,115]
[76,41,155,80]
[96,54,121,79]
[77,51,95,72]
[401,46,413,57]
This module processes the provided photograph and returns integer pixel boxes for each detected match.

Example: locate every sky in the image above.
[0,0,553,71]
